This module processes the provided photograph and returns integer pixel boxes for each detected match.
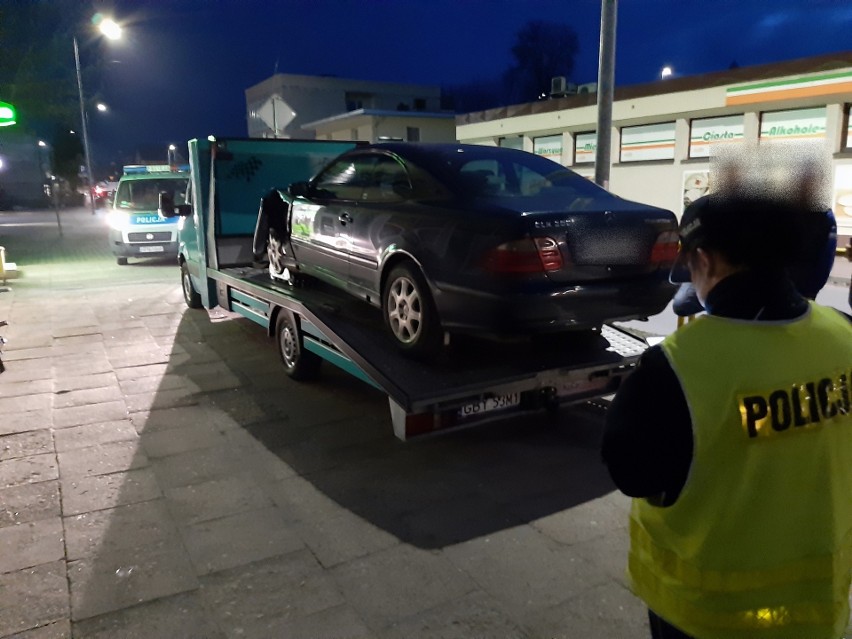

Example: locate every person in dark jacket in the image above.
[672,207,837,316]
[602,193,852,639]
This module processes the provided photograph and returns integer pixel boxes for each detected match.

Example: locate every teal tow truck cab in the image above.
[163,137,648,440]
[108,164,190,265]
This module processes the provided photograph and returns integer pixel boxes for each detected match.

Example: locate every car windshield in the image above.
[420,146,613,205]
[115,177,189,210]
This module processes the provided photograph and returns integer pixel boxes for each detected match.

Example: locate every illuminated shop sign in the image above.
[760,107,826,142]
[689,115,745,158]
[574,132,597,164]
[620,122,676,162]
[533,135,562,163]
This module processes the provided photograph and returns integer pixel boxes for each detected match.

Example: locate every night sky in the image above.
[87,0,852,167]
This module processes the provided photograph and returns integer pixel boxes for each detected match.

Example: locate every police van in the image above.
[107,164,190,265]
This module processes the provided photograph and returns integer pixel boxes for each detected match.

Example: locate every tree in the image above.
[0,1,105,184]
[503,21,580,104]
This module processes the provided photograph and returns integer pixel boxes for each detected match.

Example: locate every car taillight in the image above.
[650,231,679,265]
[482,237,564,273]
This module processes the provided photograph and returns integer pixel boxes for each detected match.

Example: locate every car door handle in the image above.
[338,212,353,225]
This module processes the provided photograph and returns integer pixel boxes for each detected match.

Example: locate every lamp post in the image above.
[168,144,176,167]
[73,17,121,215]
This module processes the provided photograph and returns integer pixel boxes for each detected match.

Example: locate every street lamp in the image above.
[74,17,121,215]
[168,144,176,166]
[661,66,673,80]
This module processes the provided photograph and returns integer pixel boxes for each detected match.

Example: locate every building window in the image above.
[845,104,852,150]
[759,107,827,143]
[406,127,420,142]
[414,98,427,111]
[533,135,562,163]
[689,115,745,158]
[574,132,597,164]
[620,122,676,162]
[498,136,523,150]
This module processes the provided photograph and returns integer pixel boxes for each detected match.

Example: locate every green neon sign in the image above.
[0,101,17,127]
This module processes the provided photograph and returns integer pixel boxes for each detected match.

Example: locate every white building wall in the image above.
[456,58,852,241]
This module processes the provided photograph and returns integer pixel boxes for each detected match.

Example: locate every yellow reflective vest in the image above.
[630,303,852,639]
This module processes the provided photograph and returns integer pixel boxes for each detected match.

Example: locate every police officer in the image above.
[602,193,852,639]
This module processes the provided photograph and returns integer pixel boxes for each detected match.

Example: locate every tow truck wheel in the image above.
[181,262,203,309]
[116,257,128,266]
[276,310,321,380]
[382,262,442,358]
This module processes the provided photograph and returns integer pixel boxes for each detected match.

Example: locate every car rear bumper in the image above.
[435,276,676,334]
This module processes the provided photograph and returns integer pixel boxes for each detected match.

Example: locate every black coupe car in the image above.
[258,143,679,357]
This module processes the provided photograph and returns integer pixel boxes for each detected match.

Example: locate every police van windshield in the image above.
[115,178,189,210]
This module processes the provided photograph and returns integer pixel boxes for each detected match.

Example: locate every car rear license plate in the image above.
[139,246,164,253]
[458,393,520,418]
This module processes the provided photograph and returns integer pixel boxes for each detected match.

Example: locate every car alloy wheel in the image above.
[268,231,287,275]
[383,263,441,357]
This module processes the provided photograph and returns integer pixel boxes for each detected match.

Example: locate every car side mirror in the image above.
[159,191,192,218]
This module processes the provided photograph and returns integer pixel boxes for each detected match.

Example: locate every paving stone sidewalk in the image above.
[1,206,849,638]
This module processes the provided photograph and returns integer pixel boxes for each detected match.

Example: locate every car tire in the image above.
[275,310,321,380]
[382,262,442,358]
[181,262,203,309]
[116,257,128,266]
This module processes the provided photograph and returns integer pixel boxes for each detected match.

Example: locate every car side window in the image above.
[360,156,412,202]
[459,159,506,195]
[312,158,369,200]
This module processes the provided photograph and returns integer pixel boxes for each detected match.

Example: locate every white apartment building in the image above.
[245,74,455,143]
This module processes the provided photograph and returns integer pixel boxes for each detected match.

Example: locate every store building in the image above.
[245,74,455,143]
[456,51,852,240]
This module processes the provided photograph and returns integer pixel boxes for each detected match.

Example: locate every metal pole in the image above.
[594,0,617,189]
[74,36,97,216]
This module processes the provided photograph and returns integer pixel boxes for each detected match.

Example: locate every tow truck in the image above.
[161,137,649,440]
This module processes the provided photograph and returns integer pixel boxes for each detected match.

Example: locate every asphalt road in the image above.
[0,205,850,638]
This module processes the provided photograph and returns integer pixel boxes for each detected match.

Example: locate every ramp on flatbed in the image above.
[216,267,647,414]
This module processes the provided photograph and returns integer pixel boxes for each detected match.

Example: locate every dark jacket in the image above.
[600,269,851,506]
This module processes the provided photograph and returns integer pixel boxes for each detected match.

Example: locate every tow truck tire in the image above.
[382,262,442,359]
[116,257,128,266]
[181,262,203,309]
[276,310,321,380]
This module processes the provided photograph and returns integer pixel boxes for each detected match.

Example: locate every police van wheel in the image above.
[116,257,128,266]
[181,262,203,309]
[276,310,321,381]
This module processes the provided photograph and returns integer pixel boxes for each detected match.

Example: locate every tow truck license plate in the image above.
[139,246,164,253]
[458,393,520,418]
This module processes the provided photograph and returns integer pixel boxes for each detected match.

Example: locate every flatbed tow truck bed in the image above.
[169,136,649,440]
[211,265,648,440]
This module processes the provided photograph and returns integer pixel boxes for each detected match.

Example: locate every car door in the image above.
[288,156,367,286]
[346,154,412,299]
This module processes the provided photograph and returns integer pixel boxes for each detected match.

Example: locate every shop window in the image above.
[534,134,562,163]
[689,115,745,158]
[620,122,676,162]
[574,132,596,164]
[759,107,826,143]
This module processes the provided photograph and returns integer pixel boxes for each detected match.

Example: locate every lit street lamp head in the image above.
[95,16,122,40]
